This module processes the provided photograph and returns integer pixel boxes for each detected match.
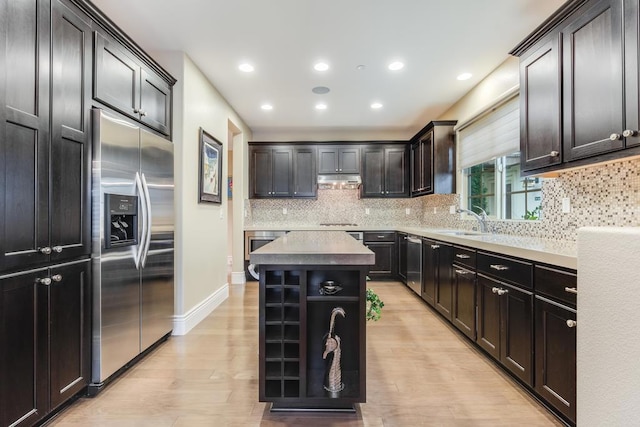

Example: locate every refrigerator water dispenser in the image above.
[105,193,138,248]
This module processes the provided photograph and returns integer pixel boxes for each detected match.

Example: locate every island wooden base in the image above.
[258,265,368,411]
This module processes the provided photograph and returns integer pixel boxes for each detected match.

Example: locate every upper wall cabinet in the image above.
[317,145,360,174]
[94,32,172,136]
[249,144,317,199]
[513,0,640,174]
[361,144,409,198]
[410,121,456,197]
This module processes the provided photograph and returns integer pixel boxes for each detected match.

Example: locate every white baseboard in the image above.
[172,284,229,335]
[231,271,246,285]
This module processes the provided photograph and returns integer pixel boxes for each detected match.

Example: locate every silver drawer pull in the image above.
[431,244,440,249]
[566,319,577,328]
[564,287,578,294]
[377,235,386,239]
[490,264,509,271]
[455,269,470,275]
[456,254,471,259]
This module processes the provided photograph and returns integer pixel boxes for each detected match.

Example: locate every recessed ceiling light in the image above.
[261,104,273,110]
[457,72,472,81]
[371,102,383,109]
[315,103,327,110]
[312,86,330,94]
[314,62,329,71]
[356,64,366,70]
[388,61,404,71]
[239,63,254,72]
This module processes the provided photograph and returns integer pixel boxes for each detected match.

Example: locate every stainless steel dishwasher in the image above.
[406,235,422,295]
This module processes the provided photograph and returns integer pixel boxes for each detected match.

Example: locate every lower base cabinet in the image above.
[452,264,476,340]
[535,296,576,424]
[0,260,91,427]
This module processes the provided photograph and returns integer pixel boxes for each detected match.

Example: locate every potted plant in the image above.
[366,288,384,321]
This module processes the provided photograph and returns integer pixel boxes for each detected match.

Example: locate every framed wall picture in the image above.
[198,128,223,204]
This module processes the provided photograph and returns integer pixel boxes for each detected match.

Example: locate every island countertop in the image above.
[250,230,374,265]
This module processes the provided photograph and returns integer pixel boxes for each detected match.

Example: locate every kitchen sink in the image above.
[433,230,486,236]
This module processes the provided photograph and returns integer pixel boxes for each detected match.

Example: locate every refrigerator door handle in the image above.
[135,172,148,269]
[140,173,153,267]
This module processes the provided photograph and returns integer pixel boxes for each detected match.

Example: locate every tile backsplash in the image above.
[247,157,640,241]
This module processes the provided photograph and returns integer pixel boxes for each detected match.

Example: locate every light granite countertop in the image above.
[245,225,577,270]
[249,230,375,266]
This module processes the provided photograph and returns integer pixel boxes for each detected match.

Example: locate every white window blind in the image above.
[457,95,519,170]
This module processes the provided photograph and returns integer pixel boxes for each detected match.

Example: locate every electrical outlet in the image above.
[282,207,287,215]
[405,208,411,215]
[450,205,456,214]
[365,208,370,215]
[433,207,437,214]
[562,198,571,213]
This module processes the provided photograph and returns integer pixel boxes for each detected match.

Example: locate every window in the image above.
[457,93,542,220]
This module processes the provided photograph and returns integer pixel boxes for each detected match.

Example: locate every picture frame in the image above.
[198,128,223,204]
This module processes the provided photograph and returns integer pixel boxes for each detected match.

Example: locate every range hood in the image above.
[317,174,362,190]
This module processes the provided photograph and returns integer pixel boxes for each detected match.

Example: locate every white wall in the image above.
[152,51,252,329]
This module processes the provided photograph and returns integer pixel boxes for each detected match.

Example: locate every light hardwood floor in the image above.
[47,281,561,426]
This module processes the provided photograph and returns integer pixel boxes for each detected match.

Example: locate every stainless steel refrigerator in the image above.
[90,108,174,390]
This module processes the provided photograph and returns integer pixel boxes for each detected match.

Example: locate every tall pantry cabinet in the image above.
[0,0,93,425]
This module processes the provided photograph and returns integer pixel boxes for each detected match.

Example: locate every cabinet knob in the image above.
[294,191,297,195]
[52,246,63,253]
[623,129,638,138]
[51,274,63,282]
[491,287,499,294]
[133,108,139,114]
[566,319,577,328]
[496,288,508,296]
[336,169,339,172]
[564,287,578,295]
[549,150,559,157]
[139,110,147,117]
[39,247,52,255]
[38,277,52,286]
[609,133,622,141]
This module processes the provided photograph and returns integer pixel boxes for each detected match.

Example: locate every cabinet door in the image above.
[49,261,91,409]
[501,283,534,386]
[476,275,501,360]
[397,233,407,282]
[420,132,433,194]
[140,68,171,136]
[293,147,316,198]
[94,32,141,119]
[361,147,385,197]
[410,141,422,193]
[384,147,408,197]
[338,147,360,173]
[271,148,293,197]
[562,0,625,161]
[520,35,562,171]
[366,243,394,276]
[250,148,273,198]
[0,268,49,427]
[434,243,453,320]
[317,147,338,173]
[535,297,576,423]
[0,0,51,272]
[452,265,476,340]
[421,239,438,306]
[50,0,92,263]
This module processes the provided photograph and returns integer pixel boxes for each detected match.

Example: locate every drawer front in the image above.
[477,251,533,289]
[363,231,395,242]
[452,246,476,269]
[535,265,577,306]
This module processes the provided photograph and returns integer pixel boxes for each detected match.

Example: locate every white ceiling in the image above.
[91,0,564,139]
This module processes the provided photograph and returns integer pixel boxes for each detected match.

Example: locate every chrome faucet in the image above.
[456,206,489,233]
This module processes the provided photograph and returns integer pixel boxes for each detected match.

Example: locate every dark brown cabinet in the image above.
[249,144,317,199]
[0,260,91,427]
[361,145,409,198]
[421,239,453,319]
[363,232,396,279]
[317,145,360,174]
[513,0,640,173]
[397,232,407,283]
[410,121,456,197]
[476,252,534,387]
[1,0,91,273]
[94,32,172,136]
[452,246,477,340]
[534,265,577,424]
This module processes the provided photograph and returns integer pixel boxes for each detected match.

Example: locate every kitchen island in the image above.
[250,231,374,412]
